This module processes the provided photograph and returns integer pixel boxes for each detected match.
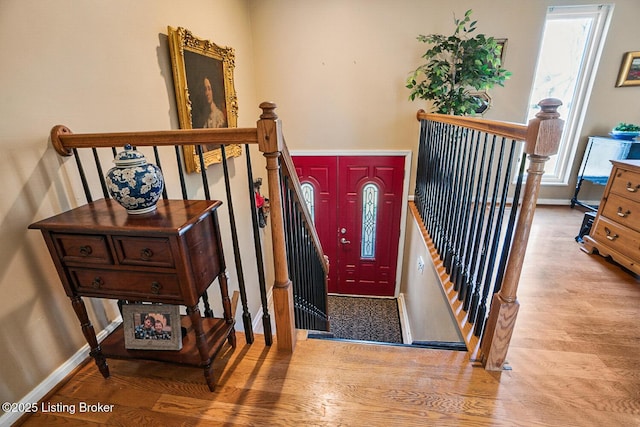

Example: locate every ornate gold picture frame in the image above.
[168,26,242,172]
[616,51,640,87]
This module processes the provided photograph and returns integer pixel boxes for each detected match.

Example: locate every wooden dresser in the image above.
[29,198,236,391]
[582,159,640,275]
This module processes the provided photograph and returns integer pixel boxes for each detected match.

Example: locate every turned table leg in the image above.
[187,304,216,391]
[70,296,109,378]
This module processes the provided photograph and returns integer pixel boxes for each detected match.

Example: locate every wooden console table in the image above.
[29,199,236,391]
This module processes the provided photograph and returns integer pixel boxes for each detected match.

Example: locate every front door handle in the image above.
[340,237,351,244]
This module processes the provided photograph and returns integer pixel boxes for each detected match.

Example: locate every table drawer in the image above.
[53,234,112,265]
[610,167,640,203]
[602,193,640,232]
[591,216,640,261]
[113,236,174,267]
[69,268,182,301]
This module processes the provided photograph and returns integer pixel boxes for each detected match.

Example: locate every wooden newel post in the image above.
[257,101,297,352]
[480,98,563,370]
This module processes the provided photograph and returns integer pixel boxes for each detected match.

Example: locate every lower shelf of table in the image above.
[100,315,235,367]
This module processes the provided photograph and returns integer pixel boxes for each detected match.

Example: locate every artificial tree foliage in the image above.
[406,9,511,115]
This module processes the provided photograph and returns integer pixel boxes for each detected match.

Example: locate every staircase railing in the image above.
[413,98,563,369]
[49,101,328,352]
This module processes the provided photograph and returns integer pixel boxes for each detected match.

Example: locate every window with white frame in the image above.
[525,4,613,185]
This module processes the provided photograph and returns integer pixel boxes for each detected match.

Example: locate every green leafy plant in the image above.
[613,122,640,132]
[406,9,511,115]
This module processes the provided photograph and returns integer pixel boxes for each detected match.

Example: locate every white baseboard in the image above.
[397,293,412,345]
[252,288,274,334]
[0,317,122,427]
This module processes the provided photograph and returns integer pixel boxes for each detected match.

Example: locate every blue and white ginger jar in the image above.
[106,145,164,214]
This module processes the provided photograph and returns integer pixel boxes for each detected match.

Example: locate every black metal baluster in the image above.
[435,123,455,256]
[459,132,490,303]
[220,145,254,344]
[444,126,467,273]
[469,135,503,322]
[174,146,188,200]
[91,148,110,199]
[450,129,474,289]
[152,146,168,199]
[245,144,272,345]
[474,138,519,337]
[493,152,527,295]
[196,145,211,200]
[455,131,483,294]
[73,148,93,203]
[463,133,497,312]
[440,126,460,263]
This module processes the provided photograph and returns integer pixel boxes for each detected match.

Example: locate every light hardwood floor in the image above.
[17,206,640,426]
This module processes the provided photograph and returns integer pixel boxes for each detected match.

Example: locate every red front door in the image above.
[293,155,405,297]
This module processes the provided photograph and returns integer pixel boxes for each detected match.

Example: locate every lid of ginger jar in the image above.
[114,144,146,167]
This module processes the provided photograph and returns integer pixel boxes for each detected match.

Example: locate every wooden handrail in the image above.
[416,111,528,142]
[279,143,329,275]
[50,125,259,156]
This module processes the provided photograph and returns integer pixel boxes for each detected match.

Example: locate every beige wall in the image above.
[2,0,639,415]
[401,212,462,343]
[0,0,261,411]
[249,0,640,201]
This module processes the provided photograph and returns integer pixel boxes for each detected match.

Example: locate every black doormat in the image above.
[324,295,403,344]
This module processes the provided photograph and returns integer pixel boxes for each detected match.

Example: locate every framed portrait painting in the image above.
[616,51,640,87]
[168,26,242,173]
[122,303,182,350]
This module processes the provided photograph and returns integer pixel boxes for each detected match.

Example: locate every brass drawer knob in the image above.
[627,182,640,193]
[604,227,619,241]
[79,245,93,256]
[150,281,162,294]
[91,277,104,289]
[617,207,631,218]
[140,247,154,260]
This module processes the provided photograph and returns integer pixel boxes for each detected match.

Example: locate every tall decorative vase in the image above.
[105,145,164,214]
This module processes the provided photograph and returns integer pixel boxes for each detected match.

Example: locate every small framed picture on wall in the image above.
[616,51,640,87]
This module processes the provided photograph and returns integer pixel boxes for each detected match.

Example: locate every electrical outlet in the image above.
[417,256,425,274]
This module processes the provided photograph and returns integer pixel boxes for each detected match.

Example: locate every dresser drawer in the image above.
[69,268,182,301]
[113,236,174,267]
[610,167,640,203]
[53,234,112,265]
[591,217,640,261]
[601,193,640,232]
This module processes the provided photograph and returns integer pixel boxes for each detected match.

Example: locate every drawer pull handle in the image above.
[617,207,631,218]
[79,245,93,256]
[150,281,161,294]
[604,227,619,241]
[91,277,104,289]
[140,248,154,260]
[627,183,639,193]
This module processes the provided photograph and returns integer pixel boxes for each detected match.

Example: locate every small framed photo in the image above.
[122,304,182,350]
[167,26,242,172]
[615,51,640,87]
[495,38,508,66]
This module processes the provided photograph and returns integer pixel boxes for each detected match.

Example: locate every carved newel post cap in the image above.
[536,98,562,119]
[526,98,565,157]
[259,102,278,120]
